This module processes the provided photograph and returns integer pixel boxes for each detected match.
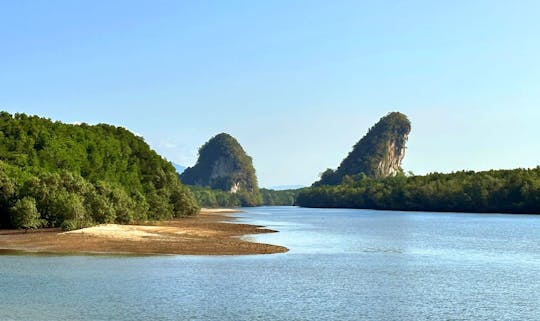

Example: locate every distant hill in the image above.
[0,112,199,230]
[315,112,411,186]
[173,163,186,174]
[180,133,261,206]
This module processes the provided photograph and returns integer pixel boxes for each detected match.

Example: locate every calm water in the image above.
[1,207,540,320]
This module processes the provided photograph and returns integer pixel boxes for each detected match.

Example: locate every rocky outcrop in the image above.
[375,134,408,177]
[314,112,411,186]
[180,133,259,194]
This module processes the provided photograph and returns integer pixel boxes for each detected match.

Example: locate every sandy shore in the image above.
[0,209,288,255]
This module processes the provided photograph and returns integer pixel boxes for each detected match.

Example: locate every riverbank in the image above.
[0,209,288,255]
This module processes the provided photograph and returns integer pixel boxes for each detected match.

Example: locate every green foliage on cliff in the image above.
[315,112,411,186]
[181,133,261,206]
[298,168,540,214]
[0,112,199,229]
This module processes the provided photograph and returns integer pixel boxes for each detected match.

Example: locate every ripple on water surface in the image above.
[1,207,540,320]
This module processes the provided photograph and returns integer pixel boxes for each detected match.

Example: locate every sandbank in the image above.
[0,209,288,255]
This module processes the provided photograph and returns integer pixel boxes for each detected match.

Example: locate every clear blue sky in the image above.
[1,1,540,187]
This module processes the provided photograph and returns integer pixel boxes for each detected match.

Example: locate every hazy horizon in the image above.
[2,1,540,187]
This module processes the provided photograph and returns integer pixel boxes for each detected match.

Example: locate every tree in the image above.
[0,111,199,229]
[10,197,42,230]
[298,167,540,214]
[0,166,16,227]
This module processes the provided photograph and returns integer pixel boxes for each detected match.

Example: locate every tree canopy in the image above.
[298,168,540,214]
[0,112,199,230]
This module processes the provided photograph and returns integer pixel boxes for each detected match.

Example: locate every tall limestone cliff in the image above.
[315,112,411,186]
[180,133,261,205]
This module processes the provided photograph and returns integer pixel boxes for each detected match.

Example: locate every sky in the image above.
[1,1,540,187]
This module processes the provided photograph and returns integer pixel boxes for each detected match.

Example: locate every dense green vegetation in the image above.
[188,185,262,208]
[301,111,540,214]
[315,112,411,186]
[188,186,301,208]
[260,188,302,206]
[0,112,199,230]
[181,133,262,206]
[5,109,535,221]
[298,169,540,214]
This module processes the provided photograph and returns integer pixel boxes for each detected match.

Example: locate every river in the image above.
[1,206,539,320]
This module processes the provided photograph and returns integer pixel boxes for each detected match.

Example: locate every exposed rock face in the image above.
[229,181,241,194]
[375,135,408,177]
[315,112,411,186]
[180,133,259,194]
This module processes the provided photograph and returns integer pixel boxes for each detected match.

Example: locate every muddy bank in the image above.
[0,209,288,255]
